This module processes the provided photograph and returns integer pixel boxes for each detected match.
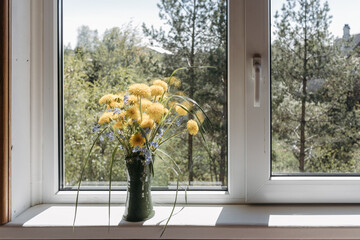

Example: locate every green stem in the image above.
[160,178,179,238]
[73,127,108,230]
[108,145,118,230]
[160,115,179,142]
[159,129,187,146]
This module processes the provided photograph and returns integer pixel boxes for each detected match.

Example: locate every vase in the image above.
[123,155,155,221]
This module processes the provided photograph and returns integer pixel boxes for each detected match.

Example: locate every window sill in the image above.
[1,204,360,239]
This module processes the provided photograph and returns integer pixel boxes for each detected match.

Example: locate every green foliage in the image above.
[64,0,228,188]
[272,0,360,173]
[143,0,227,185]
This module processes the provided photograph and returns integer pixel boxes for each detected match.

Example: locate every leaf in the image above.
[108,145,118,230]
[160,177,179,238]
[73,127,108,230]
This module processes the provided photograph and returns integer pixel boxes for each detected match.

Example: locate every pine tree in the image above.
[143,0,223,184]
[272,0,333,172]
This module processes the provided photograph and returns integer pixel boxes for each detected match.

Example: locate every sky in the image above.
[271,0,360,39]
[63,0,360,48]
[63,0,163,48]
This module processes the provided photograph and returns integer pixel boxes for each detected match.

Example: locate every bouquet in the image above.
[74,69,209,236]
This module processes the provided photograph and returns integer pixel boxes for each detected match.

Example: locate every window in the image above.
[13,0,360,214]
[271,0,360,175]
[60,0,228,191]
[39,0,244,204]
[246,0,360,203]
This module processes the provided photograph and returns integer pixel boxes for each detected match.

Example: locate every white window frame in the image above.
[245,0,360,203]
[38,0,245,204]
[13,0,360,219]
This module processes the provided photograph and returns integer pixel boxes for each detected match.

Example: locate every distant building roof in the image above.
[336,24,360,55]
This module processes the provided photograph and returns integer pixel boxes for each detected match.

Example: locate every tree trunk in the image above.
[219,71,227,185]
[299,7,308,173]
[187,0,197,185]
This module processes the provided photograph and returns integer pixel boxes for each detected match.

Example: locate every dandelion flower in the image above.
[126,105,140,120]
[168,76,181,87]
[128,83,151,98]
[175,106,187,116]
[98,112,113,125]
[99,94,115,105]
[164,108,169,115]
[130,133,146,147]
[195,111,205,124]
[150,85,165,96]
[109,101,123,109]
[147,102,165,121]
[168,101,177,108]
[140,118,154,129]
[127,119,134,125]
[113,94,123,102]
[187,120,199,135]
[175,91,186,96]
[128,95,138,105]
[112,121,123,129]
[113,111,126,120]
[153,79,168,91]
[182,101,193,110]
[140,98,152,111]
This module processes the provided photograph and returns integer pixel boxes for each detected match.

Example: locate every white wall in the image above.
[11,0,32,219]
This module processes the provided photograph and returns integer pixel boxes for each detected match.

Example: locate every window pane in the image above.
[271,0,360,175]
[61,0,228,190]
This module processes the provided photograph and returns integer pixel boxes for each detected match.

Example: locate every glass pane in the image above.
[271,0,360,175]
[62,0,228,190]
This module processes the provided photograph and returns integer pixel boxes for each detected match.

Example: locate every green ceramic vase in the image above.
[123,156,154,222]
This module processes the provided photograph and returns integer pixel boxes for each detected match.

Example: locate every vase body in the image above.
[123,156,154,221]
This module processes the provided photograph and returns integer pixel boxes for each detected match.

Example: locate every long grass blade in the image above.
[73,127,108,230]
[160,178,180,238]
[108,146,118,230]
[155,149,182,174]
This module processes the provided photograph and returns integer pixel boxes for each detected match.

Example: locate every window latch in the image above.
[253,54,261,107]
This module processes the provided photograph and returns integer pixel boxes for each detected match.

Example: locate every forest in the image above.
[271,0,360,174]
[63,0,227,189]
[63,0,360,191]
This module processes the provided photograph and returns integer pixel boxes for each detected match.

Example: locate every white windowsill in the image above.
[2,205,360,239]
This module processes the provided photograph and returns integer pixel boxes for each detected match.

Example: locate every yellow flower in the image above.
[126,105,140,120]
[147,102,165,121]
[130,133,146,147]
[98,112,113,125]
[128,83,151,98]
[128,95,138,105]
[112,111,126,120]
[127,119,134,125]
[112,121,123,129]
[140,98,152,111]
[150,85,165,96]
[168,101,177,108]
[153,79,168,91]
[113,94,123,102]
[187,120,199,135]
[140,117,154,129]
[175,91,186,96]
[175,106,188,116]
[164,108,169,115]
[195,111,205,124]
[182,101,193,110]
[109,101,124,109]
[168,76,181,87]
[99,94,115,105]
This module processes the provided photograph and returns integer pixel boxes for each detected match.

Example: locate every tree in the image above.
[272,0,360,173]
[272,0,334,172]
[143,0,228,185]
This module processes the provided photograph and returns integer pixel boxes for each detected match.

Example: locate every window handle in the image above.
[253,54,261,107]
